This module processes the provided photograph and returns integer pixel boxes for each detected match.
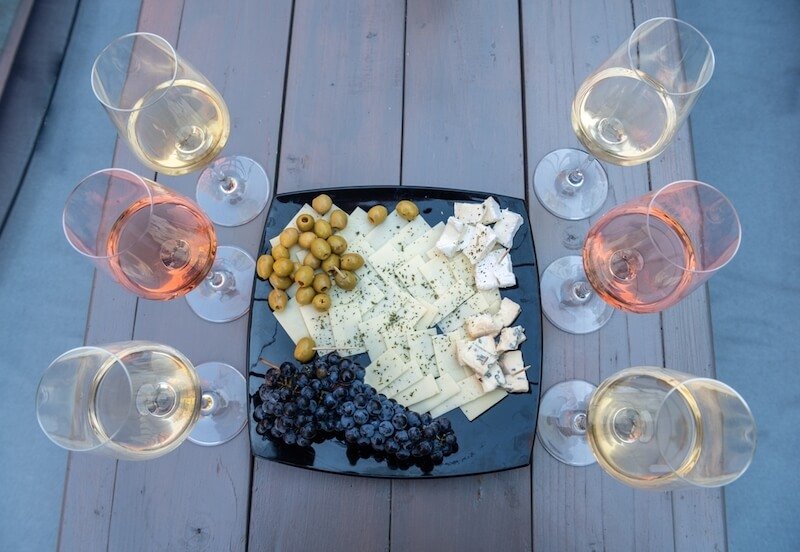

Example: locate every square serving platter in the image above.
[247,186,542,478]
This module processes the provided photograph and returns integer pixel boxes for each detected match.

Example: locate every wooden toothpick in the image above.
[258,358,281,370]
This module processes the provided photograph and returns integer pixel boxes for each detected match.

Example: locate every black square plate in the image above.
[247,186,542,478]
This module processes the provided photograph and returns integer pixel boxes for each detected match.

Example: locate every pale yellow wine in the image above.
[126,78,230,175]
[572,67,678,166]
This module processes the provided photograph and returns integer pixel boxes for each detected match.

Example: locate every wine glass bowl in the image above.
[92,32,230,176]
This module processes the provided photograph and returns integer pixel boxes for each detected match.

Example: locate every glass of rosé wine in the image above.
[539,180,741,334]
[63,168,255,323]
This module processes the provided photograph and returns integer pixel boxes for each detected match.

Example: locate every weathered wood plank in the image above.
[521,0,678,550]
[103,1,292,551]
[57,1,181,549]
[248,2,402,549]
[402,0,525,198]
[391,3,530,551]
[277,0,405,192]
[630,0,727,549]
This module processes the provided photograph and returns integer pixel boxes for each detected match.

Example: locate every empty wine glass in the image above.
[63,168,255,322]
[35,341,247,458]
[533,17,714,220]
[92,32,269,226]
[536,367,756,490]
[539,180,740,334]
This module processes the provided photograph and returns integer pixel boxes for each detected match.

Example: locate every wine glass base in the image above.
[188,362,247,446]
[533,148,608,220]
[186,246,255,323]
[196,155,270,227]
[540,256,614,334]
[537,380,597,466]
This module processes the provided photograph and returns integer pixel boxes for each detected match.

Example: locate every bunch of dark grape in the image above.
[253,353,458,465]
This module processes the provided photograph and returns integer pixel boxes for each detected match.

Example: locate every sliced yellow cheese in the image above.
[409,374,461,414]
[460,388,508,421]
[298,304,335,347]
[364,348,407,390]
[431,334,471,382]
[414,298,439,331]
[358,316,388,360]
[479,288,502,314]
[406,330,438,377]
[431,279,476,324]
[430,375,485,418]
[337,207,372,245]
[364,210,409,250]
[381,365,423,396]
[438,292,490,334]
[272,297,311,344]
[328,301,366,356]
[394,374,439,406]
[386,215,431,252]
[404,222,445,260]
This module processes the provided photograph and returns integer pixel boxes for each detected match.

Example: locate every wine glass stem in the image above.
[556,409,588,437]
[200,390,223,416]
[563,280,594,306]
[207,268,235,293]
[563,154,596,193]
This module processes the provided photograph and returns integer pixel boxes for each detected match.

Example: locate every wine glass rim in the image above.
[646,180,742,275]
[63,168,155,260]
[626,17,715,97]
[657,376,756,488]
[36,346,134,452]
[91,32,179,113]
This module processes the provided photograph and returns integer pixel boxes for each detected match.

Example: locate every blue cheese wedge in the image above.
[493,209,524,248]
[328,302,366,356]
[495,297,521,327]
[460,388,508,421]
[365,210,409,250]
[461,223,498,265]
[431,334,471,381]
[479,364,507,392]
[298,304,335,347]
[381,365,424,396]
[497,325,526,352]
[364,348,408,390]
[456,336,498,376]
[454,202,485,224]
[430,375,485,418]
[481,196,502,224]
[464,313,503,339]
[498,350,526,375]
[435,216,466,257]
[393,374,439,406]
[273,297,311,344]
[503,372,530,393]
[409,374,460,414]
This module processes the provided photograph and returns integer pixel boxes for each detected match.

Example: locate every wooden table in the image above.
[59,1,725,550]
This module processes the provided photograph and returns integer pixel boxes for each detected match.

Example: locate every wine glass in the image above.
[540,180,741,334]
[35,341,247,457]
[63,168,255,322]
[533,17,715,220]
[536,367,756,490]
[91,32,270,226]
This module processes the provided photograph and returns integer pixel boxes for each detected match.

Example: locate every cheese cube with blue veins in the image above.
[497,325,526,353]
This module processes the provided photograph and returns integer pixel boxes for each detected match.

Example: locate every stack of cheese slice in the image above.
[270,197,528,421]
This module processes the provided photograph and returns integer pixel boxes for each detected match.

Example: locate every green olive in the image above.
[312,293,331,312]
[273,258,295,278]
[302,253,322,269]
[295,286,316,306]
[294,337,316,363]
[298,231,317,249]
[310,237,332,260]
[327,235,347,255]
[334,270,358,291]
[268,289,288,312]
[296,213,315,232]
[396,200,419,221]
[329,209,348,230]
[314,219,333,240]
[321,254,340,275]
[279,228,299,248]
[312,272,331,293]
[269,273,293,290]
[294,265,315,287]
[256,254,274,279]
[368,205,388,224]
[271,244,290,260]
[311,194,333,215]
[339,253,364,271]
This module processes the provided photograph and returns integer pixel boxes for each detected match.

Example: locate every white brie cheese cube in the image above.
[497,325,526,352]
[454,202,485,224]
[481,196,502,224]
[462,224,498,265]
[503,372,530,393]
[479,364,507,393]
[435,216,466,257]
[498,350,526,375]
[464,313,503,339]
[493,209,524,248]
[495,297,521,327]
[457,224,477,252]
[474,248,515,290]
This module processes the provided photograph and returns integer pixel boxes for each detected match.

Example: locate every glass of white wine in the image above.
[64,168,256,323]
[35,341,248,458]
[533,17,715,220]
[92,32,270,227]
[536,367,756,490]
